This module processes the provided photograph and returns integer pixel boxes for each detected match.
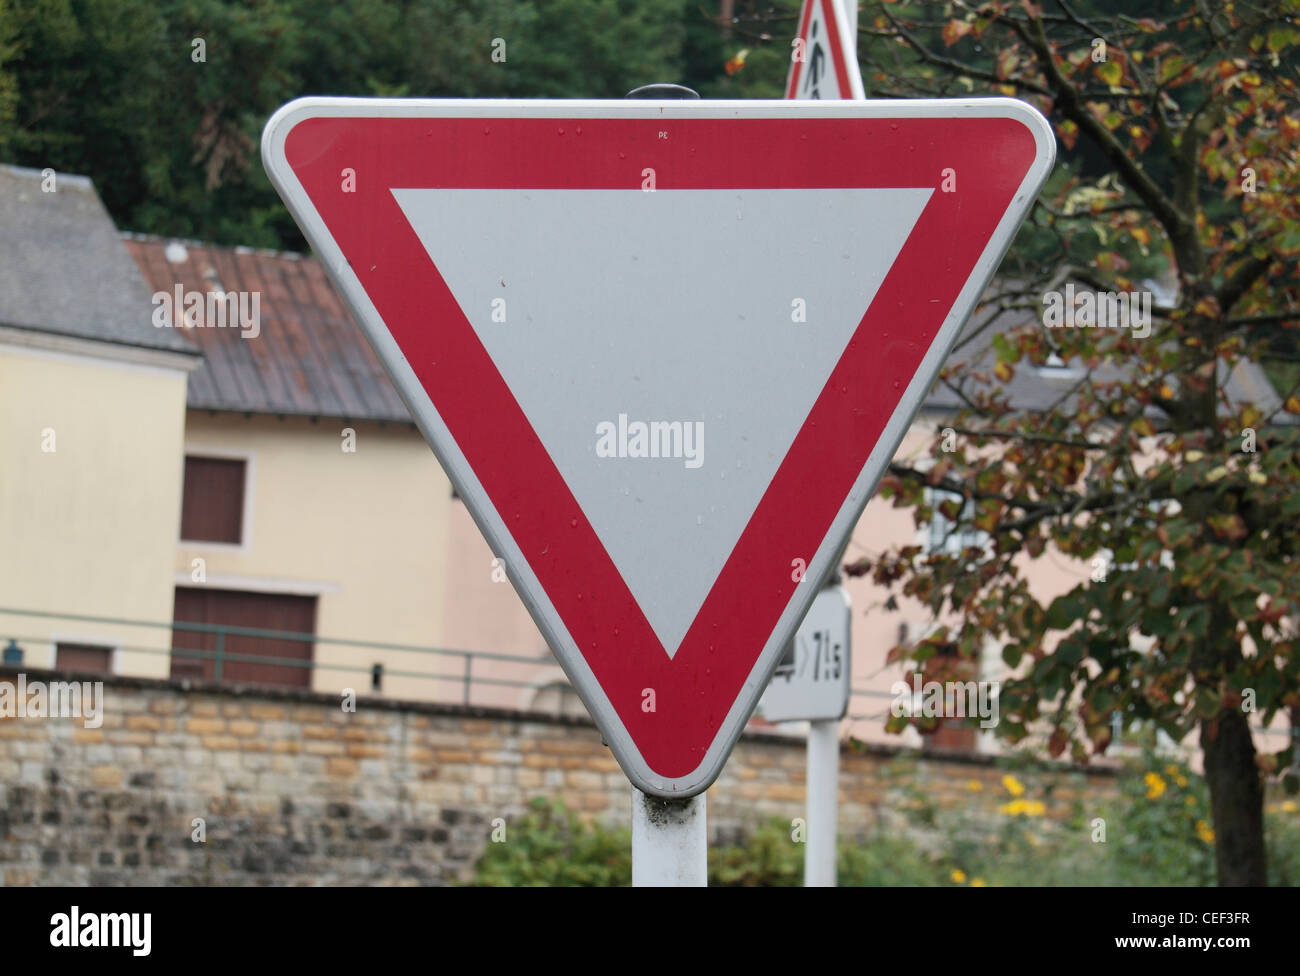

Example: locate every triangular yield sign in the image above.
[262,98,1055,797]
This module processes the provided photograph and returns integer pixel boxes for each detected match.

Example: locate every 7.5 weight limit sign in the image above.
[762,585,851,723]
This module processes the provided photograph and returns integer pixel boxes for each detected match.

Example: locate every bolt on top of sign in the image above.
[262,97,1055,798]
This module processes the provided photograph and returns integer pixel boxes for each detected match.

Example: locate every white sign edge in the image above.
[261,96,1056,798]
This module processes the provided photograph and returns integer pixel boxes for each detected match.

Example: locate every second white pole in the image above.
[804,719,839,886]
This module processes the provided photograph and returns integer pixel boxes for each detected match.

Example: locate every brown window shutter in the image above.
[180,456,246,544]
[171,587,316,689]
[55,643,112,675]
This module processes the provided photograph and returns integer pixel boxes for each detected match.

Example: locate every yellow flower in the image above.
[965,780,984,792]
[1144,772,1167,799]
[1195,820,1215,844]
[970,878,987,887]
[1185,796,1196,806]
[1000,799,1046,817]
[1002,774,1026,797]
[1281,801,1298,814]
[1165,764,1180,777]
[951,869,967,884]
[1174,774,1188,788]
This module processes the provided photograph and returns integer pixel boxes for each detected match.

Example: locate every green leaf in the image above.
[992,332,1018,364]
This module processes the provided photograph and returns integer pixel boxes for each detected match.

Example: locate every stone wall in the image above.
[0,667,1115,885]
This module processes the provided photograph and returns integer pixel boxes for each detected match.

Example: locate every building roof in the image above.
[123,231,1283,428]
[124,235,411,423]
[0,165,196,355]
[928,291,1287,421]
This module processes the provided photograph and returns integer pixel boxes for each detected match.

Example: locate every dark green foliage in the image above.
[0,0,696,249]
[467,796,632,886]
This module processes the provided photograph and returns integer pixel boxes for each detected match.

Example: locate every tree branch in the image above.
[1012,12,1196,260]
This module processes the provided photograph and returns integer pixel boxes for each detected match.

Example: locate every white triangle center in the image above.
[394,187,931,658]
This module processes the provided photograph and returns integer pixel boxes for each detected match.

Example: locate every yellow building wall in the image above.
[175,412,452,701]
[0,342,189,677]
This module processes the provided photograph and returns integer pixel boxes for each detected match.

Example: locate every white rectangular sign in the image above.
[762,585,851,723]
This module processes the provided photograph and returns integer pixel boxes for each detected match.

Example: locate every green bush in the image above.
[468,758,1300,886]
[468,797,946,886]
[709,818,803,886]
[1266,802,1300,885]
[467,796,631,886]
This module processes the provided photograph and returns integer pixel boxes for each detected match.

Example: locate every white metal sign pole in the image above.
[632,789,707,886]
[760,581,850,885]
[840,0,858,43]
[804,719,839,886]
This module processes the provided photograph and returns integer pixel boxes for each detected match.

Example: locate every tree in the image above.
[817,0,1299,886]
[0,0,691,249]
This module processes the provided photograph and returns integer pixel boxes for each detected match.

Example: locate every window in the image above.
[924,487,990,558]
[180,456,246,544]
[170,587,315,688]
[55,643,112,675]
[919,643,979,753]
[1034,352,1086,380]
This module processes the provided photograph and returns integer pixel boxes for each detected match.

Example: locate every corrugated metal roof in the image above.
[122,232,1282,427]
[124,235,412,422]
[0,165,197,355]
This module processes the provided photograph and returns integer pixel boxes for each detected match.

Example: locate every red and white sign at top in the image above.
[262,97,1054,798]
[786,0,865,99]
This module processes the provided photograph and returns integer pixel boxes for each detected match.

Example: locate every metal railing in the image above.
[2,605,1296,746]
[0,605,554,707]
